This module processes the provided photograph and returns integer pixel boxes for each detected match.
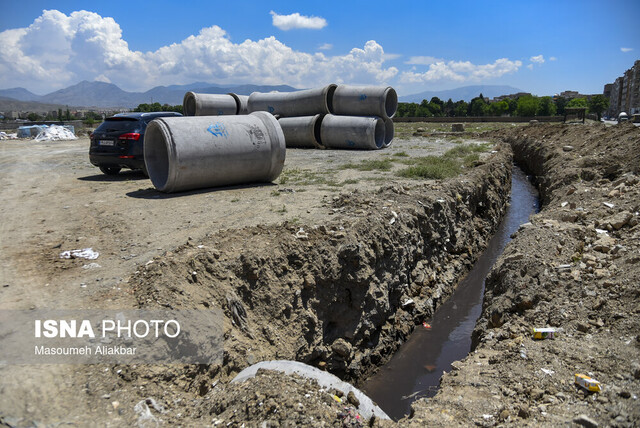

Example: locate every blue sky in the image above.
[1,0,638,96]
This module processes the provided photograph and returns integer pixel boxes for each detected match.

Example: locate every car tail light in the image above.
[118,132,141,141]
[118,155,135,159]
[90,133,94,139]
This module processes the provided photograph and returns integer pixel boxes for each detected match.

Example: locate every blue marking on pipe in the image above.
[359,94,367,101]
[207,123,229,138]
[218,110,224,115]
[347,140,355,147]
[268,106,275,113]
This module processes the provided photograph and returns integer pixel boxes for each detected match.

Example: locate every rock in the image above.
[518,404,530,419]
[416,127,425,133]
[606,211,633,230]
[619,390,631,399]
[451,123,464,132]
[346,391,360,407]
[499,409,510,420]
[593,235,616,253]
[573,414,598,428]
[331,339,352,358]
[563,145,574,152]
[576,322,590,333]
[529,388,544,400]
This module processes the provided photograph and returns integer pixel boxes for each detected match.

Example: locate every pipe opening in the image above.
[228,93,242,115]
[326,84,337,114]
[313,115,325,148]
[384,118,394,146]
[144,121,171,191]
[384,88,398,118]
[183,93,196,116]
[374,118,385,149]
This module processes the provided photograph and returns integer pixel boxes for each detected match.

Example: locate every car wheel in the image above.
[99,166,121,175]
[141,166,149,178]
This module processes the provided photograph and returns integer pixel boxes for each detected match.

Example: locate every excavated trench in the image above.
[126,143,516,423]
[361,165,540,420]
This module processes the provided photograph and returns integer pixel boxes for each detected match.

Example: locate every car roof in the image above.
[110,112,183,120]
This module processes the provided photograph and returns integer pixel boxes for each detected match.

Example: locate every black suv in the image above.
[89,112,182,175]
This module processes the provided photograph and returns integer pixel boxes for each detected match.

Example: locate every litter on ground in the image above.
[59,248,99,260]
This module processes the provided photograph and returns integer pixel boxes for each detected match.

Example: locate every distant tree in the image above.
[507,98,518,115]
[489,100,509,116]
[588,95,609,120]
[444,98,455,116]
[566,97,588,109]
[57,108,63,120]
[395,102,415,117]
[133,103,182,113]
[65,108,71,120]
[453,100,469,117]
[427,100,442,116]
[469,94,489,116]
[429,97,444,114]
[27,112,41,121]
[537,96,557,116]
[554,97,567,116]
[515,95,539,116]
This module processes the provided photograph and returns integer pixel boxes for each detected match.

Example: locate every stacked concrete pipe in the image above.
[277,115,325,149]
[247,84,336,117]
[183,92,248,116]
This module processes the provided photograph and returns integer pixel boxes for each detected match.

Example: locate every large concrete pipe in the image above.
[230,93,249,114]
[144,112,286,193]
[383,117,394,148]
[332,85,398,119]
[277,115,325,149]
[320,114,385,150]
[183,92,240,116]
[232,361,391,420]
[247,84,337,117]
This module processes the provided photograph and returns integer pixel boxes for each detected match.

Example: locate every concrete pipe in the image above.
[144,112,286,193]
[277,115,325,149]
[332,85,398,119]
[230,93,249,115]
[183,92,239,116]
[383,117,394,148]
[247,84,337,117]
[320,114,385,150]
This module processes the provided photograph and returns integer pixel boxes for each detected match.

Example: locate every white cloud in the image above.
[620,47,633,52]
[383,53,402,61]
[405,56,443,66]
[530,55,545,64]
[549,56,557,61]
[270,11,327,30]
[400,58,522,84]
[318,43,333,51]
[0,10,397,93]
[527,64,534,70]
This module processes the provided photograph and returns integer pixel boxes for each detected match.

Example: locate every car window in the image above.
[96,118,142,133]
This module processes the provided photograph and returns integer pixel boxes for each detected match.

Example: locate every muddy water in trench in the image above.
[361,166,540,420]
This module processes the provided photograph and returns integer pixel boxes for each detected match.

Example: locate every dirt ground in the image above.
[0,127,477,311]
[0,123,503,426]
[2,121,638,427]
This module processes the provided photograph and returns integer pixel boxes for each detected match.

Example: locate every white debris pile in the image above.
[0,132,18,140]
[35,125,78,141]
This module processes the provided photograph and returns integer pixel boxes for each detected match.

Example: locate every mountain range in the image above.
[0,81,298,110]
[0,81,524,111]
